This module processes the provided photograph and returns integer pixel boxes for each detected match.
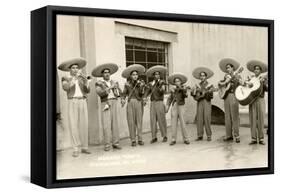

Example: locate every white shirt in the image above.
[104,79,115,99]
[73,79,84,98]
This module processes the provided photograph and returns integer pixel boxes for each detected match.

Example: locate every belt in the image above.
[108,98,117,100]
[151,99,163,102]
[68,96,86,100]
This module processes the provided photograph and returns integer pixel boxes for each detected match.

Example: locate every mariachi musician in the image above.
[218,58,243,143]
[58,58,91,157]
[191,67,215,141]
[166,73,190,146]
[144,65,168,144]
[121,64,146,147]
[245,60,268,145]
[92,63,122,151]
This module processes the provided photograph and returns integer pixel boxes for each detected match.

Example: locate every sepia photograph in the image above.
[55,14,269,180]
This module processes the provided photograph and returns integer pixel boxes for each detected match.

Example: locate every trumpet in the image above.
[78,72,92,80]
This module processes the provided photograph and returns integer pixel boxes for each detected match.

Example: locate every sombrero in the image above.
[219,58,240,73]
[192,67,214,79]
[58,57,86,72]
[168,72,187,85]
[247,60,268,73]
[91,63,118,77]
[122,64,145,78]
[146,65,167,77]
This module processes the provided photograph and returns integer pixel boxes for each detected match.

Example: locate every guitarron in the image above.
[235,74,268,106]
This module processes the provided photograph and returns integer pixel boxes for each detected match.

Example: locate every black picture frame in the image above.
[31,5,274,188]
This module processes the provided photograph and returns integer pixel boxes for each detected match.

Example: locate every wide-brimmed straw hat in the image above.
[219,58,240,73]
[146,65,167,77]
[122,64,145,78]
[246,60,268,73]
[58,57,86,72]
[168,72,188,85]
[91,63,118,77]
[192,67,214,79]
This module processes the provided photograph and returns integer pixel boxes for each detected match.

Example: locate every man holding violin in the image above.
[58,57,91,157]
[166,73,190,146]
[121,64,146,147]
[144,66,168,144]
[191,67,215,141]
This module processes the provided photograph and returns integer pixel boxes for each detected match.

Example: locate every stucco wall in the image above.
[57,15,268,148]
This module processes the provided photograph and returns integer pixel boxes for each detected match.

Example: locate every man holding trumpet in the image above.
[58,57,91,157]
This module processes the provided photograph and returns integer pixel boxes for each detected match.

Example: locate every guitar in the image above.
[218,67,244,99]
[235,73,268,106]
[192,85,219,101]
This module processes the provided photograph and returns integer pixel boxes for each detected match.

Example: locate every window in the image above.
[125,37,169,83]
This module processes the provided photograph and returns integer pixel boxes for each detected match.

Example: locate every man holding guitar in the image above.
[191,67,215,141]
[245,60,268,145]
[218,58,243,143]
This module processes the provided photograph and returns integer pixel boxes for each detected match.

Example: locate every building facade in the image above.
[57,15,268,149]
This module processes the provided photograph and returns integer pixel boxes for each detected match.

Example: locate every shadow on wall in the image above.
[194,105,225,125]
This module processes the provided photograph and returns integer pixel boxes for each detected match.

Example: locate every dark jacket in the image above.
[259,80,268,98]
[95,80,121,102]
[62,76,90,99]
[144,79,165,101]
[224,73,241,94]
[122,80,145,102]
[167,86,188,106]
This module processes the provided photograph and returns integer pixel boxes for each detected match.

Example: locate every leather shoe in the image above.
[169,141,176,146]
[150,138,158,144]
[81,149,91,154]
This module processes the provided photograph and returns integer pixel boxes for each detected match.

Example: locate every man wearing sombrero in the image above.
[166,73,190,146]
[58,57,91,157]
[218,58,243,143]
[144,65,168,144]
[92,63,122,151]
[121,64,146,147]
[246,60,268,145]
[191,67,215,141]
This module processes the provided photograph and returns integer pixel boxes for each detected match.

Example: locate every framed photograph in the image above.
[31,5,274,188]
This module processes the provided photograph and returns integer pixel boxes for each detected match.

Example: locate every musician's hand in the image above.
[247,82,254,88]
[139,80,145,87]
[114,82,119,88]
[143,99,147,106]
[121,99,126,107]
[164,105,169,113]
[239,79,244,86]
[182,84,188,90]
[105,88,111,94]
[169,86,176,93]
[143,98,148,105]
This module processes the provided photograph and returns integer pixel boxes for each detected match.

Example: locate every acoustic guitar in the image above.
[235,73,268,106]
[218,67,244,99]
[192,85,218,101]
